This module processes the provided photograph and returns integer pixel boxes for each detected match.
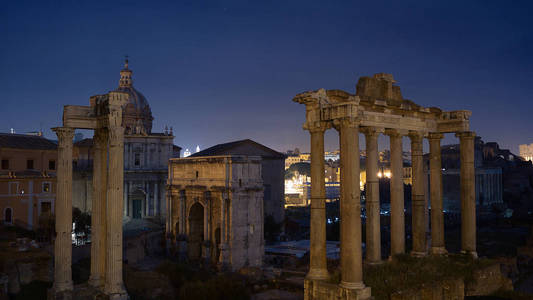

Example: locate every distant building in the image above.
[0,133,57,229]
[190,139,286,224]
[72,60,181,221]
[519,143,533,162]
[430,137,503,212]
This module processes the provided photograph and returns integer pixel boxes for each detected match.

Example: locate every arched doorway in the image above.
[188,203,204,260]
[130,189,145,219]
[4,208,12,224]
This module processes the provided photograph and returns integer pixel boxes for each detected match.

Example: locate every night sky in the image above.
[2,1,533,154]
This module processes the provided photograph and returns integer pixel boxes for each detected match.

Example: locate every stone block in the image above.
[304,279,372,300]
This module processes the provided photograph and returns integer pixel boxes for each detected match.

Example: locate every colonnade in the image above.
[306,122,477,290]
[50,124,127,299]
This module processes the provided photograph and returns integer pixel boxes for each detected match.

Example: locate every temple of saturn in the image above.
[49,91,129,300]
[294,73,476,300]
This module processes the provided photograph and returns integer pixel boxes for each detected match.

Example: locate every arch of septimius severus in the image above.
[49,91,129,300]
[294,73,476,300]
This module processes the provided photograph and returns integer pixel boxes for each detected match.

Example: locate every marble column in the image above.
[456,131,477,258]
[306,124,329,280]
[145,182,150,217]
[409,131,427,257]
[104,124,128,299]
[361,127,381,264]
[386,129,405,256]
[51,127,75,295]
[338,118,365,289]
[89,128,108,288]
[428,133,446,255]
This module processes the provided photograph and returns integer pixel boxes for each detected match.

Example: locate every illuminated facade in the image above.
[519,143,533,162]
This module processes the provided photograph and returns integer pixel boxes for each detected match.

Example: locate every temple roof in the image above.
[190,139,285,159]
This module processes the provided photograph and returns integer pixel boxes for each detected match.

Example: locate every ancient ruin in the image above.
[49,91,128,300]
[166,154,264,270]
[294,73,476,300]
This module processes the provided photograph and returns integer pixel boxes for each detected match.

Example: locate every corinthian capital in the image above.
[333,117,359,131]
[455,131,476,139]
[52,127,75,144]
[304,121,330,133]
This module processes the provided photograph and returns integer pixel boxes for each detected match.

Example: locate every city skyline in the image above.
[2,1,533,154]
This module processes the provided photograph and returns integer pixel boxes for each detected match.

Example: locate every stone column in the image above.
[306,123,329,280]
[385,129,405,256]
[456,131,477,258]
[89,128,108,288]
[145,182,150,217]
[51,127,75,295]
[428,133,446,255]
[409,131,427,257]
[154,182,159,216]
[361,127,381,264]
[104,123,128,299]
[338,118,365,289]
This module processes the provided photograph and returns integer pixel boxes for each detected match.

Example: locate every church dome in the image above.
[116,59,153,135]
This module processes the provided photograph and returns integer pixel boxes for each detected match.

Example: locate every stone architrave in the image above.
[50,127,75,296]
[457,131,477,258]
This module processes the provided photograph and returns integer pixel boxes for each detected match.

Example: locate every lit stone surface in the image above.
[49,91,128,300]
[294,73,476,300]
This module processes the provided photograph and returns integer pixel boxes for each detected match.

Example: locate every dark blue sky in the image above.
[2,1,532,153]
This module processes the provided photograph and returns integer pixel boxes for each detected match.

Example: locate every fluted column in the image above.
[456,131,477,258]
[385,129,405,256]
[361,127,381,264]
[338,118,365,289]
[89,128,108,288]
[428,133,446,255]
[306,123,329,280]
[51,127,75,294]
[104,122,128,298]
[409,131,427,257]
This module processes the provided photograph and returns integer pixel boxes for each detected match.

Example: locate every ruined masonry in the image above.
[49,91,128,300]
[294,73,476,300]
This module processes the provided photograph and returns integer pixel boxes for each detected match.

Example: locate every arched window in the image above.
[4,207,13,224]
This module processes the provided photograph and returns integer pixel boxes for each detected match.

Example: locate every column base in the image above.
[410,251,427,258]
[47,288,72,300]
[101,292,128,300]
[430,246,448,255]
[339,281,366,290]
[218,243,230,269]
[306,267,329,280]
[88,276,104,289]
[364,259,383,266]
[305,279,371,300]
[461,250,478,259]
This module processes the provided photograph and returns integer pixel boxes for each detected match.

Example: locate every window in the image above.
[135,153,140,166]
[195,171,199,178]
[27,159,34,170]
[49,160,56,170]
[41,202,51,215]
[4,208,12,224]
[1,159,8,170]
[43,182,51,193]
